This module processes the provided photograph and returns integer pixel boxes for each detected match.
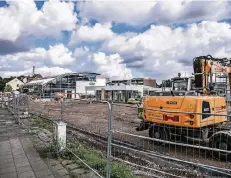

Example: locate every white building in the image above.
[6,78,24,91]
[95,78,157,102]
[84,77,107,95]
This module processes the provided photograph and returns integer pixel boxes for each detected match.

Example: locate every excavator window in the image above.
[173,80,188,91]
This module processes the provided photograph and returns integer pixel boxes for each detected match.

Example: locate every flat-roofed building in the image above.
[95,78,156,102]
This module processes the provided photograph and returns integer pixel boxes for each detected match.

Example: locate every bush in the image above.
[127,98,139,104]
[4,85,12,92]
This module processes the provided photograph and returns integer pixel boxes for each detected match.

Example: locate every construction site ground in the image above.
[29,100,231,170]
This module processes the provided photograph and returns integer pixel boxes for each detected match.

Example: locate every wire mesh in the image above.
[61,95,110,177]
[110,102,231,178]
[23,92,107,177]
[6,91,231,178]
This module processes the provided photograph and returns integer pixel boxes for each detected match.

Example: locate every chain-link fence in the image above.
[1,93,231,178]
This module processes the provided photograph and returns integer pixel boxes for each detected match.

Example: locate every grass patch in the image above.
[31,116,54,132]
[30,116,135,178]
[61,143,134,178]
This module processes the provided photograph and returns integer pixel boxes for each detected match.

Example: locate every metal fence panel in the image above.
[109,102,231,177]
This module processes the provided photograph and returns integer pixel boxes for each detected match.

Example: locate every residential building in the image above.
[6,78,24,91]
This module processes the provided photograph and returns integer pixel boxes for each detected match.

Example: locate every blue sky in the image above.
[1,0,231,82]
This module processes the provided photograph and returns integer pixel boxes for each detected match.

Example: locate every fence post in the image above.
[3,96,5,109]
[7,95,10,111]
[13,93,15,116]
[54,121,67,151]
[60,99,63,121]
[106,101,112,178]
[26,95,30,131]
[1,94,3,108]
[16,94,20,124]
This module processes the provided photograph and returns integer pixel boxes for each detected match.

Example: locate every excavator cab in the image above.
[171,76,195,92]
[149,75,196,97]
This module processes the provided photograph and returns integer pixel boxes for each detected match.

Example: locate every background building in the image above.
[95,78,156,102]
[22,72,106,99]
[6,78,24,91]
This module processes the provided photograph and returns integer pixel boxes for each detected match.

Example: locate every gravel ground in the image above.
[28,99,231,172]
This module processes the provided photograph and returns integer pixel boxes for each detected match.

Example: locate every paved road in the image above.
[0,108,68,178]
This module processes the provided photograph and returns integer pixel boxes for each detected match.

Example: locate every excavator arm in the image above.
[193,55,231,95]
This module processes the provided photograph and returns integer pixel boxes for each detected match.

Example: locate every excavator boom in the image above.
[193,55,231,95]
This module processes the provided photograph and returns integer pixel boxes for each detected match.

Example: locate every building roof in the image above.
[6,78,24,84]
[50,72,100,78]
[23,72,101,87]
[24,78,55,86]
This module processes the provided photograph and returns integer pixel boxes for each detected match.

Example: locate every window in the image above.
[173,80,187,91]
[88,75,96,81]
[17,84,19,87]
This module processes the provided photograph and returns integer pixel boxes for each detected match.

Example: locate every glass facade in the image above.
[22,73,99,98]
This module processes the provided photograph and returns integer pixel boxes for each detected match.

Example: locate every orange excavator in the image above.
[136,55,231,160]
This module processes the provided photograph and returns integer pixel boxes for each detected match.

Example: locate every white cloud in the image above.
[90,52,132,80]
[0,0,77,41]
[0,44,75,75]
[47,44,75,66]
[77,1,155,26]
[69,23,114,45]
[77,1,231,26]
[102,21,231,80]
[74,46,89,57]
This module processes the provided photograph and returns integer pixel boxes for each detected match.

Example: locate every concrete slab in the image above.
[16,165,33,174]
[0,172,17,178]
[0,108,69,178]
[18,170,36,178]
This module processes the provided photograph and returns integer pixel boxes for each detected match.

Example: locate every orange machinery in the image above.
[136,55,231,160]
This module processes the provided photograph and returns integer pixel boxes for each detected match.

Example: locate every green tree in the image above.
[4,85,13,92]
[0,76,15,91]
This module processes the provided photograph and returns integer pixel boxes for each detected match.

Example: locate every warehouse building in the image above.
[22,72,107,99]
[95,78,156,102]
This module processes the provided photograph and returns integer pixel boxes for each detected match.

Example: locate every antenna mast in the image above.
[32,66,35,76]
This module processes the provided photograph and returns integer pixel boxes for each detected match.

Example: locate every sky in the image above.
[1,0,231,83]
